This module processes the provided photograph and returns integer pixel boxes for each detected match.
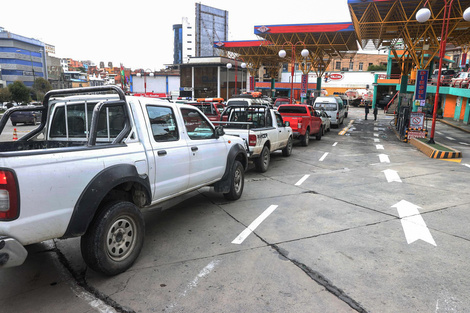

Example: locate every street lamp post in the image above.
[416,2,470,144]
[278,42,309,104]
[241,62,247,92]
[136,69,154,93]
[226,63,232,100]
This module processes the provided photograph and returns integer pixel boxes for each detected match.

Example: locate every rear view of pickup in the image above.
[0,86,248,276]
[277,104,322,146]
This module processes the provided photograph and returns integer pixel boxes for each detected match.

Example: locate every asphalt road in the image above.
[1,107,470,313]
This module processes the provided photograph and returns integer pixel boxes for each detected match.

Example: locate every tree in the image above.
[0,87,12,103]
[8,81,31,104]
[367,64,387,71]
[32,77,52,102]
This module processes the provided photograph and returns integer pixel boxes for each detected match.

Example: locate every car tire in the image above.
[80,201,145,276]
[344,112,348,118]
[255,145,270,173]
[282,136,293,157]
[32,118,37,125]
[300,129,310,146]
[223,160,244,201]
[316,129,322,140]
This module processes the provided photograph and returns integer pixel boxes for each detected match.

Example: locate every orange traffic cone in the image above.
[13,128,18,141]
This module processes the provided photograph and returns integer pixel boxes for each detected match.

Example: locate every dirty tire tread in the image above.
[223,160,244,200]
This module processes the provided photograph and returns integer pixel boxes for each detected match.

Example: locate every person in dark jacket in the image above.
[364,102,370,120]
[373,104,378,121]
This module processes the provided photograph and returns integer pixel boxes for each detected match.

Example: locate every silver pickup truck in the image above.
[0,86,248,276]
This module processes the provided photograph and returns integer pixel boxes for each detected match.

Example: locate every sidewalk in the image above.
[437,117,470,133]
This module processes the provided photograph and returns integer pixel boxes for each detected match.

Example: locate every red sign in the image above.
[408,131,427,140]
[328,73,344,80]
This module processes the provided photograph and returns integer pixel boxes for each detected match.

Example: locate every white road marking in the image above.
[319,152,329,162]
[378,154,390,163]
[376,144,384,150]
[374,138,380,142]
[232,205,278,244]
[436,131,443,135]
[374,127,379,131]
[332,142,338,147]
[392,200,436,246]
[460,142,470,146]
[71,285,117,313]
[295,174,310,186]
[167,260,221,312]
[383,169,402,183]
[446,136,456,141]
[464,164,470,169]
[374,133,379,137]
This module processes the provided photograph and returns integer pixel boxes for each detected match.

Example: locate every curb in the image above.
[437,119,470,133]
[410,138,462,159]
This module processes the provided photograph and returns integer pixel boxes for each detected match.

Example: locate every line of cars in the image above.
[430,68,470,88]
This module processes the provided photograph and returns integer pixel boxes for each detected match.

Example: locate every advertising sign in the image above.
[300,74,308,96]
[249,76,255,92]
[414,70,428,101]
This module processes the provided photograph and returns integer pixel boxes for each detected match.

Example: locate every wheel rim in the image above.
[106,215,137,261]
[234,167,242,193]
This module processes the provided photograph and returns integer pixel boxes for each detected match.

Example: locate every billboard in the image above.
[195,3,228,57]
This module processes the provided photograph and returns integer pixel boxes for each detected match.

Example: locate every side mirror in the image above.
[214,126,225,139]
[284,121,290,127]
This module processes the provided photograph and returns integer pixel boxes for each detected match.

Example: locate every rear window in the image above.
[278,106,307,114]
[227,100,249,106]
[314,102,337,111]
[442,70,455,75]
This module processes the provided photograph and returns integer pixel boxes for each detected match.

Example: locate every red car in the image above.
[277,104,322,146]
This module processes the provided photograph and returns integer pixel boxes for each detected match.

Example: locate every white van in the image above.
[313,96,346,127]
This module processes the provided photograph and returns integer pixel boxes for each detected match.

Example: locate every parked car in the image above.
[430,69,456,86]
[313,96,346,128]
[190,99,225,121]
[278,104,322,146]
[10,110,42,126]
[273,97,290,109]
[316,109,331,134]
[450,71,470,88]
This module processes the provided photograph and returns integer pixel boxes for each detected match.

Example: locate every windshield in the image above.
[314,102,337,111]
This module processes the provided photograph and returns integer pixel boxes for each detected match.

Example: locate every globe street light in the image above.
[136,69,154,93]
[279,42,309,104]
[416,1,470,144]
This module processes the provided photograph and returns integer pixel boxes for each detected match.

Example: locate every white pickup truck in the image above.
[219,105,293,172]
[0,86,248,276]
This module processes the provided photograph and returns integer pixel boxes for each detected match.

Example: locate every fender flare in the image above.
[62,164,151,238]
[213,143,248,193]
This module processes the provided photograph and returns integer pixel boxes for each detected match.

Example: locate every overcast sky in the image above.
[2,0,352,70]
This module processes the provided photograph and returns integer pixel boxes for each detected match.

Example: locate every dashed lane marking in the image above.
[319,152,329,162]
[295,175,310,186]
[232,205,278,244]
[332,142,338,147]
[446,136,456,141]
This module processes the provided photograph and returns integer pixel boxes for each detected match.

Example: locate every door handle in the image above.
[191,146,198,152]
[157,150,167,156]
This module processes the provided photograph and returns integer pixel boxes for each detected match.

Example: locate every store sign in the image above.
[414,70,428,101]
[408,131,427,140]
[300,74,308,95]
[329,73,344,80]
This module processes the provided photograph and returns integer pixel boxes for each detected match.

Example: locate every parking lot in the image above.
[1,107,470,313]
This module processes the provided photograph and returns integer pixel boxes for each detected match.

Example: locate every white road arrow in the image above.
[378,154,390,163]
[382,169,402,183]
[392,200,436,246]
[376,144,384,150]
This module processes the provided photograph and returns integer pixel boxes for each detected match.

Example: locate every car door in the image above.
[145,104,191,200]
[180,107,227,188]
[274,111,289,149]
[309,106,322,134]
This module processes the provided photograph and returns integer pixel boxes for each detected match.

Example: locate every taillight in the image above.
[298,122,302,129]
[248,134,257,146]
[0,170,19,220]
[336,112,339,119]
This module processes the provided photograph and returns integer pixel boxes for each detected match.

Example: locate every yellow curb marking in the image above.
[339,120,354,136]
[440,158,462,163]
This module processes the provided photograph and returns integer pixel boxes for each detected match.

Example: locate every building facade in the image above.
[0,27,47,87]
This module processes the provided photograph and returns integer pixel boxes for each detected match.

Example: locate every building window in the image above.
[359,62,363,71]
[349,61,354,70]
[187,41,192,43]
[335,61,341,70]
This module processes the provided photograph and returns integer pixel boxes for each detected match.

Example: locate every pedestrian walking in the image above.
[373,105,378,121]
[364,102,369,120]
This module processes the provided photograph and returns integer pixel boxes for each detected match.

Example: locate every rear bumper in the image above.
[0,236,28,268]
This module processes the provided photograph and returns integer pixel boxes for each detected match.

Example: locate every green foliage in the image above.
[367,64,387,71]
[8,81,31,104]
[0,87,12,103]
[32,77,52,102]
